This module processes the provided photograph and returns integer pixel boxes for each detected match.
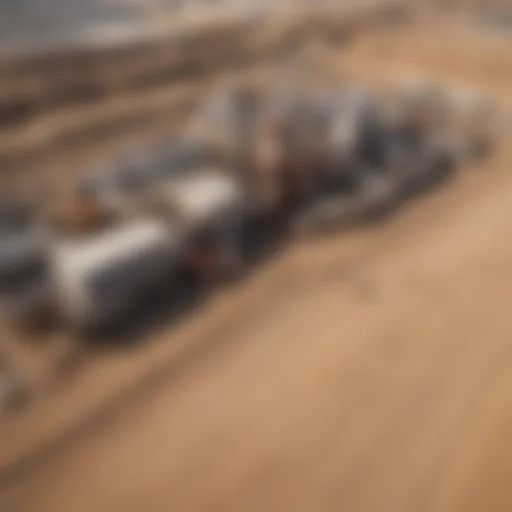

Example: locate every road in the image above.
[1,25,512,512]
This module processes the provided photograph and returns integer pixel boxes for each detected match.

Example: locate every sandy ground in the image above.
[1,24,512,512]
[2,140,512,512]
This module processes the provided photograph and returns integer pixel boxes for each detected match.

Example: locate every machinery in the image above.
[48,217,182,336]
[4,162,246,336]
[144,167,247,281]
[0,195,51,330]
[0,78,496,339]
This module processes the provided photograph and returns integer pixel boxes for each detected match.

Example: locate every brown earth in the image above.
[0,2,402,184]
[1,18,512,512]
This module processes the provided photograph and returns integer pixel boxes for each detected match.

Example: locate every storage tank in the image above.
[49,218,182,334]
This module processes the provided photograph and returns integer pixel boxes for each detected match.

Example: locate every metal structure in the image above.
[0,78,496,338]
[49,218,182,334]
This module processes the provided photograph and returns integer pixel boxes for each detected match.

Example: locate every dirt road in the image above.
[2,25,512,512]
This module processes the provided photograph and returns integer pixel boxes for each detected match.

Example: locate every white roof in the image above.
[52,218,179,279]
[160,169,242,224]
